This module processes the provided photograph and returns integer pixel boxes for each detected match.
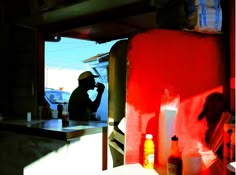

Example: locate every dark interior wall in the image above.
[0,1,11,115]
[3,0,31,20]
[0,1,45,118]
[229,0,235,113]
[220,0,235,115]
[8,25,39,118]
[0,26,10,115]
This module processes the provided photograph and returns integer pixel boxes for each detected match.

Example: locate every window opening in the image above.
[45,37,119,121]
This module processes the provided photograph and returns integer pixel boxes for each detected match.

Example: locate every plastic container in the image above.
[182,153,204,175]
[158,90,179,166]
[143,134,155,169]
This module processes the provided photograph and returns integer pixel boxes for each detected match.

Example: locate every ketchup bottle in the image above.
[167,135,182,175]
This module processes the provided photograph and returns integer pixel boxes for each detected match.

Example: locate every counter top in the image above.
[0,119,107,141]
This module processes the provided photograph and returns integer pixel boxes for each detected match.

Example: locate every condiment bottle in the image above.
[62,103,69,127]
[143,134,155,169]
[57,104,63,119]
[167,135,182,175]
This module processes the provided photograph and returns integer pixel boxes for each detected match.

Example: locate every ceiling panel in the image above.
[16,0,157,43]
[52,11,157,43]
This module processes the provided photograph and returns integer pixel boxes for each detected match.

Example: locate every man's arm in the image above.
[91,83,105,112]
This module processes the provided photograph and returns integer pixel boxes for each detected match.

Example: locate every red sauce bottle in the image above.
[167,135,182,175]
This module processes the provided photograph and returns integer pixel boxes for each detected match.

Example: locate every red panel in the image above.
[125,29,226,166]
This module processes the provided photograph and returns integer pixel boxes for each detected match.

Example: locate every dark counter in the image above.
[0,119,108,175]
[0,119,107,141]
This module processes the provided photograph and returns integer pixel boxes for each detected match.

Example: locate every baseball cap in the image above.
[78,71,99,80]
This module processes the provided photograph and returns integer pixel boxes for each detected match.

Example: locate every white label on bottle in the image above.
[148,154,154,164]
[167,163,178,175]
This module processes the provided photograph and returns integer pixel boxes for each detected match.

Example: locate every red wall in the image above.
[124,29,226,166]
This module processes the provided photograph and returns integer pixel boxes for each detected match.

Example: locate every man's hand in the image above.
[96,82,105,94]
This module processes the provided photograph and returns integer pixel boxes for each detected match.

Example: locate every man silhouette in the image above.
[68,71,105,121]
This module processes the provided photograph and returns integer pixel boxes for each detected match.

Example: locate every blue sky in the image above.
[45,37,119,70]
